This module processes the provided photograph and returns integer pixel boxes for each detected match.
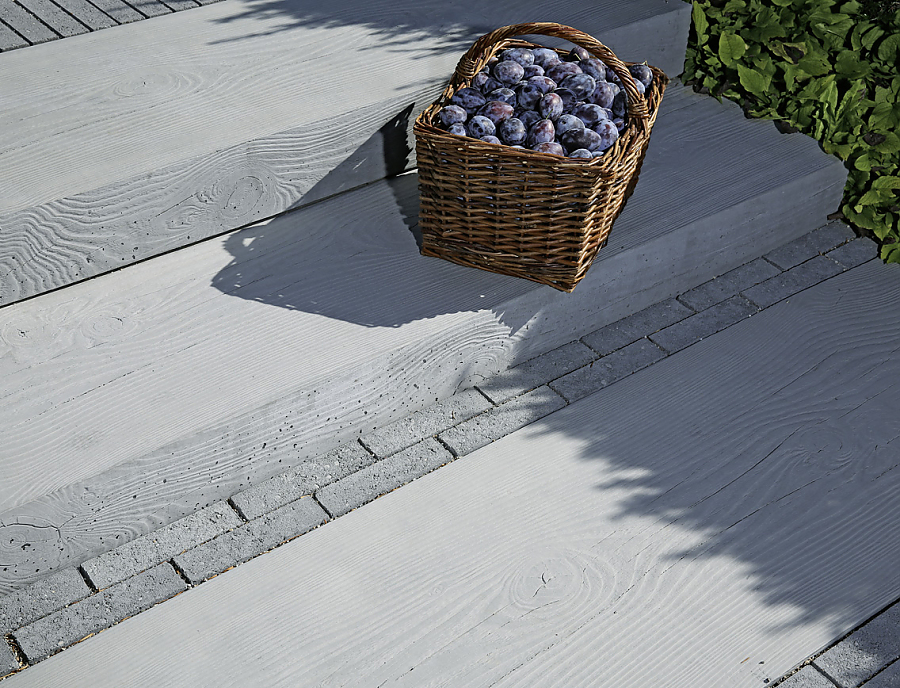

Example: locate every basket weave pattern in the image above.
[414,23,668,292]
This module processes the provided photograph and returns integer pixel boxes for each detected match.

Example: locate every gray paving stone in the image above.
[778,665,838,688]
[360,390,493,459]
[476,341,597,405]
[0,20,28,49]
[16,0,89,36]
[827,238,878,269]
[316,438,453,518]
[864,659,900,687]
[81,501,243,590]
[438,386,567,457]
[231,442,376,521]
[1,640,20,677]
[52,0,116,29]
[764,223,855,270]
[581,298,694,356]
[86,0,142,22]
[126,0,172,17]
[549,339,666,403]
[649,296,758,353]
[742,256,844,309]
[0,0,56,43]
[678,258,781,311]
[12,563,185,663]
[159,0,197,9]
[173,497,329,584]
[0,567,91,635]
[815,603,900,687]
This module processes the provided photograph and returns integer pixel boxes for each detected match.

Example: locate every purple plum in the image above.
[592,119,619,150]
[569,148,593,159]
[497,117,527,145]
[450,87,486,115]
[555,113,585,136]
[467,115,495,138]
[560,127,602,152]
[493,60,525,85]
[567,46,591,62]
[527,75,557,94]
[560,74,596,101]
[480,135,502,145]
[533,141,565,156]
[477,100,514,124]
[546,62,582,83]
[527,118,555,146]
[628,64,653,87]
[538,92,564,121]
[447,123,467,136]
[523,64,545,79]
[515,82,544,110]
[572,102,608,127]
[590,81,616,109]
[438,105,467,128]
[503,48,534,67]
[516,109,541,130]
[578,57,607,81]
[487,88,517,107]
[531,47,561,69]
[553,88,578,111]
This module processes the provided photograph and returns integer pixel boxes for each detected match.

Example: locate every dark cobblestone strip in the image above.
[0,224,881,680]
[773,599,900,688]
[0,0,220,50]
[11,563,186,663]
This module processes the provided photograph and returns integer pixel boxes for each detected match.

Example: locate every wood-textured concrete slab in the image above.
[5,259,899,687]
[0,0,691,304]
[0,82,847,594]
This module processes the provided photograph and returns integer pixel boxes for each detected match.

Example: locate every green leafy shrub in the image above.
[683,0,900,263]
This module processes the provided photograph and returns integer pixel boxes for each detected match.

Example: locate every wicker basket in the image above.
[414,22,668,292]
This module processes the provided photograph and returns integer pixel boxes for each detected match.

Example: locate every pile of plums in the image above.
[436,44,653,159]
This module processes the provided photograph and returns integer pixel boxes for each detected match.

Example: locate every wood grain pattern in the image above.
[5,260,900,687]
[0,83,847,594]
[0,0,691,305]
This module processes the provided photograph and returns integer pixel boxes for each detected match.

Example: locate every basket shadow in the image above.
[209,107,539,330]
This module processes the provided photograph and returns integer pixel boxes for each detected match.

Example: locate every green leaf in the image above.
[872,176,900,190]
[692,2,710,44]
[861,25,885,51]
[798,52,833,76]
[855,153,873,171]
[719,32,748,65]
[874,132,900,154]
[869,102,900,130]
[770,0,792,5]
[737,64,772,95]
[878,33,900,64]
[835,50,871,79]
[783,63,811,90]
[883,243,900,264]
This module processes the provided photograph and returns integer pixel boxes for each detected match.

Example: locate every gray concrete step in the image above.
[0,79,847,596]
[0,0,691,305]
[2,252,897,687]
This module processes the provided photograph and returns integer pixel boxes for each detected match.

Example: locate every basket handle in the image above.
[444,22,649,132]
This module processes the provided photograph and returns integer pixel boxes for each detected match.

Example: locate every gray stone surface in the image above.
[0,567,91,635]
[549,339,666,403]
[12,563,185,663]
[476,341,597,405]
[581,298,694,356]
[827,238,878,269]
[438,386,567,457]
[360,391,492,459]
[15,0,88,37]
[779,665,838,688]
[231,442,376,521]
[0,0,56,43]
[52,0,117,30]
[742,256,844,308]
[85,0,143,23]
[81,501,243,590]
[173,498,329,584]
[649,296,758,353]
[0,20,28,50]
[678,258,781,312]
[315,439,453,518]
[1,640,19,677]
[864,659,900,687]
[764,223,855,270]
[815,604,900,687]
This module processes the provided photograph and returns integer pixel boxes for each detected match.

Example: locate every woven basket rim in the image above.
[416,38,668,167]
